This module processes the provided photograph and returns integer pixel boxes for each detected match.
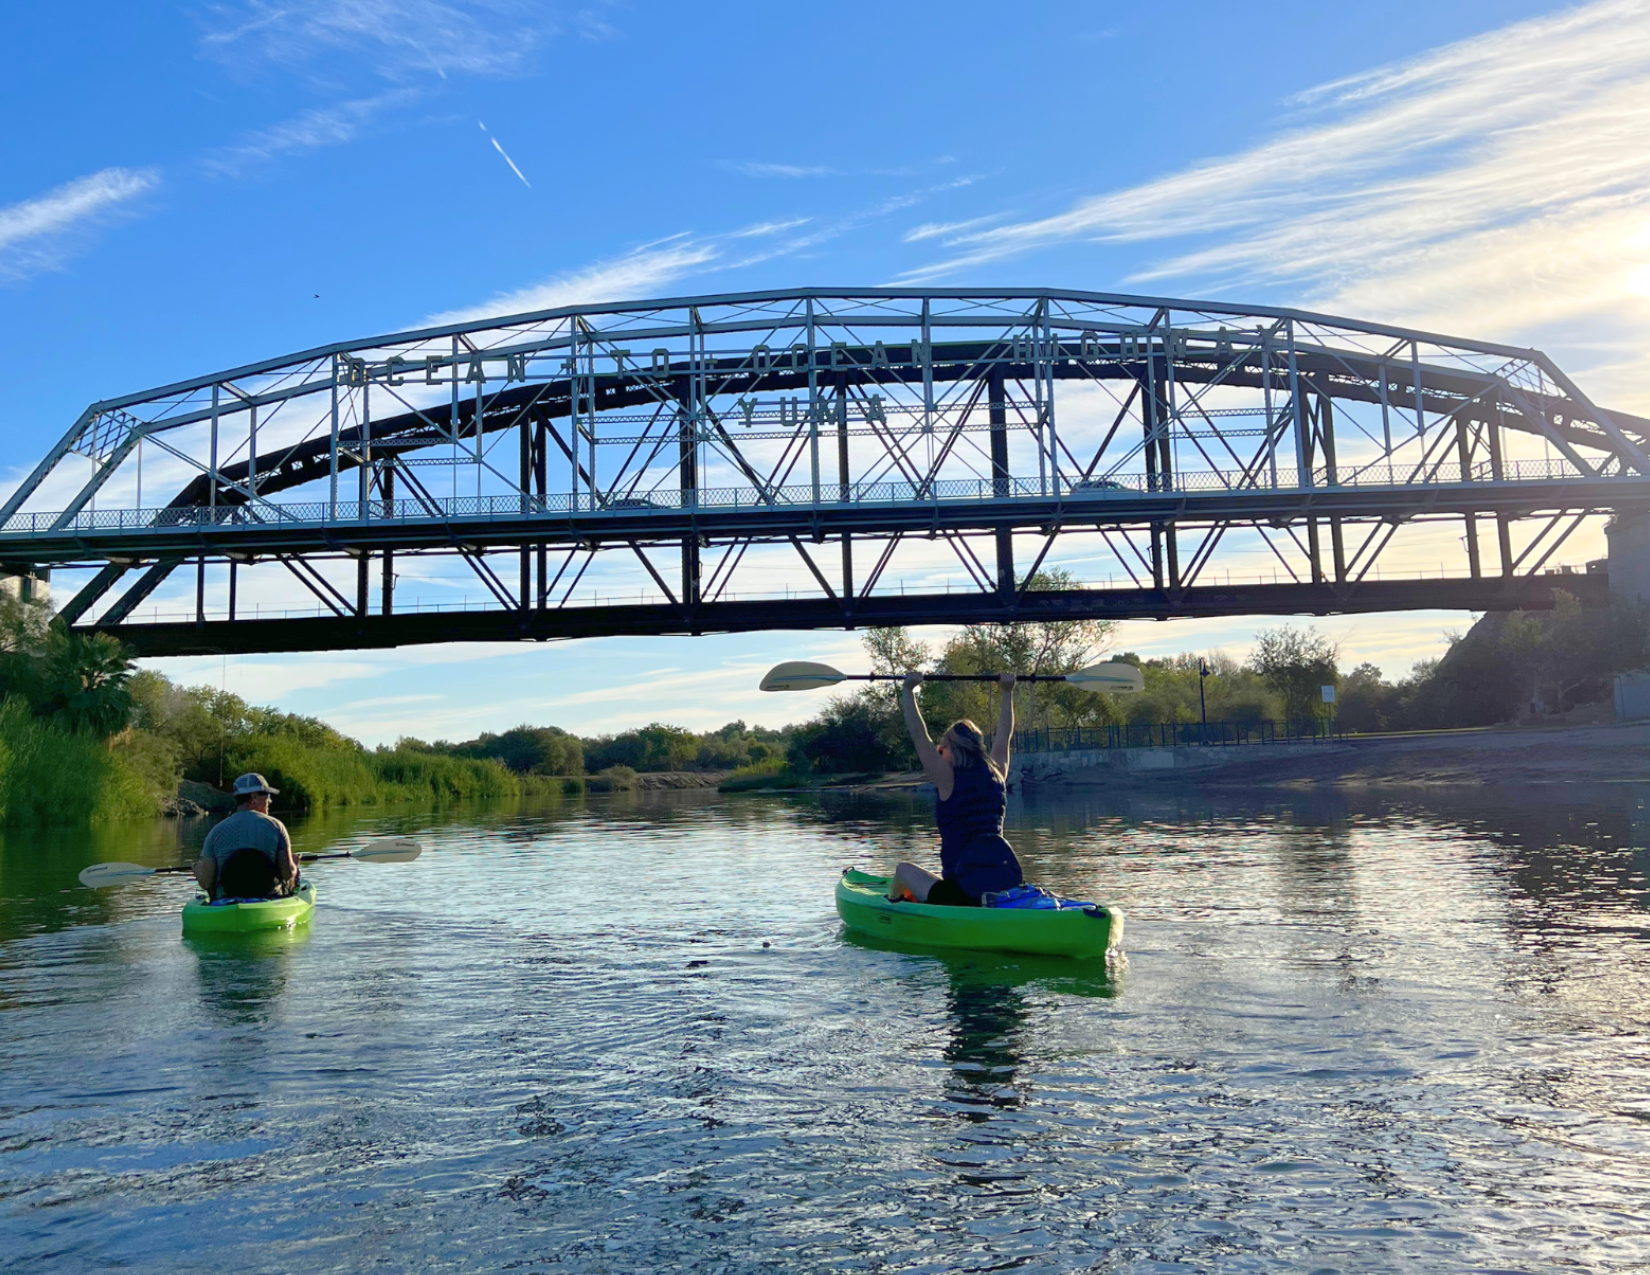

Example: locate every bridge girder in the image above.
[0,288,1639,654]
[91,576,1607,659]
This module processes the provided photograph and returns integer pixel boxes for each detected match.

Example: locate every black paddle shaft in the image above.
[151,850,356,875]
[852,673,1068,682]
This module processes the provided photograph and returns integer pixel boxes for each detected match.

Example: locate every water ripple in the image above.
[1,785,1648,1272]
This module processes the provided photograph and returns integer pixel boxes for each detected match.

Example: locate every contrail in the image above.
[478,121,530,189]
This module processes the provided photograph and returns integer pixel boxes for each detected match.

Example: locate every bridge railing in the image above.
[0,455,1591,538]
[1013,719,1343,753]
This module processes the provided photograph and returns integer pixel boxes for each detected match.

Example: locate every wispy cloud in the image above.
[200,0,567,82]
[0,167,160,282]
[425,238,722,325]
[426,176,981,326]
[203,89,419,175]
[730,218,812,239]
[722,161,841,179]
[900,0,1650,374]
[725,157,960,181]
[901,214,1003,243]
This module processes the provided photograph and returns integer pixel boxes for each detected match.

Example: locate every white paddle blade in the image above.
[352,837,423,864]
[1065,661,1145,694]
[78,861,157,888]
[760,661,847,692]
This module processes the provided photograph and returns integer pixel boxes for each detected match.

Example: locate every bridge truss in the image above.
[4,288,1645,656]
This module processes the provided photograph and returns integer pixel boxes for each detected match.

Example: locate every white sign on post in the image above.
[1320,685,1336,704]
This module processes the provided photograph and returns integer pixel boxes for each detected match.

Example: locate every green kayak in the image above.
[182,883,316,935]
[835,869,1122,959]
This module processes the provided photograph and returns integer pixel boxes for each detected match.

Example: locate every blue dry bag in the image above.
[983,884,1096,910]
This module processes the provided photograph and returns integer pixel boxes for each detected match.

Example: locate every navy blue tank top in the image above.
[935,763,1024,899]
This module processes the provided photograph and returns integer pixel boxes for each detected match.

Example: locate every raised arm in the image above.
[991,673,1016,771]
[900,672,953,796]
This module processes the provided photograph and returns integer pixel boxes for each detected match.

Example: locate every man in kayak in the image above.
[193,773,298,901]
[889,672,1025,906]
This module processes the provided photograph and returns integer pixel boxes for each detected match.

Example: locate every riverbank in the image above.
[716,721,1650,795]
[1033,720,1650,790]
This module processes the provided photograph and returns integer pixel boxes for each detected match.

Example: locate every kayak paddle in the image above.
[77,837,424,888]
[759,660,1145,694]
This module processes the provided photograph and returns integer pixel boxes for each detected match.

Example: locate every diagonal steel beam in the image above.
[787,537,840,602]
[98,558,186,625]
[277,555,351,616]
[628,542,680,608]
[1500,385,1598,477]
[59,562,132,624]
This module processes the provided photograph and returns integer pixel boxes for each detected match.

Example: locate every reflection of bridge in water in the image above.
[4,288,1643,656]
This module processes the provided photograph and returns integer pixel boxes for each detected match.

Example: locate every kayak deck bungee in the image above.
[182,883,316,935]
[835,869,1122,959]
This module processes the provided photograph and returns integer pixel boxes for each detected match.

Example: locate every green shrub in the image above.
[109,726,184,805]
[0,697,155,824]
[226,732,380,809]
[371,746,517,802]
[719,757,811,792]
[220,735,539,810]
[588,765,637,792]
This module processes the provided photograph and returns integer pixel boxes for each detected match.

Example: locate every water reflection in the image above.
[940,974,1029,1119]
[185,929,306,1029]
[0,815,209,941]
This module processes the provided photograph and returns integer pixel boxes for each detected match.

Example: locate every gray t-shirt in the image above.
[201,808,292,871]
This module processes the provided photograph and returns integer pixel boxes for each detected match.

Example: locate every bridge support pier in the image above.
[1608,511,1650,605]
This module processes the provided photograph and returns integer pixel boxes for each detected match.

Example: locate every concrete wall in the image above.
[1608,512,1650,605]
[1616,671,1650,722]
[1010,739,1348,787]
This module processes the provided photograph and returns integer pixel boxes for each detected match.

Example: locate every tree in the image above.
[1251,626,1339,721]
[863,626,931,678]
[787,692,913,774]
[0,589,51,656]
[41,630,134,737]
[454,725,584,774]
[1333,663,1388,732]
[1499,591,1649,716]
[895,569,1119,734]
[583,723,701,772]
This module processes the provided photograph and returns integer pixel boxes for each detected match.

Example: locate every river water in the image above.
[2,783,1648,1273]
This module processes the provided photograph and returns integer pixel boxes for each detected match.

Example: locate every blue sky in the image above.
[4,0,1649,745]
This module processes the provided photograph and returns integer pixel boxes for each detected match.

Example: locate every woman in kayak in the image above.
[889,671,1025,906]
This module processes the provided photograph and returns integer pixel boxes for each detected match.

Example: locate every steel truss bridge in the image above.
[4,288,1644,657]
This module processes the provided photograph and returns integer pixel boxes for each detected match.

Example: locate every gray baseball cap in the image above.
[232,772,280,796]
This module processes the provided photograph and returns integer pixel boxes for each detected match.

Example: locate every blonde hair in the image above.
[943,719,1003,780]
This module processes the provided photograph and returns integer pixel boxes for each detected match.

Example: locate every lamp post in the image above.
[1198,657,1210,741]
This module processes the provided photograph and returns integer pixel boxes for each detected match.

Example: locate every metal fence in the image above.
[1013,719,1342,753]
